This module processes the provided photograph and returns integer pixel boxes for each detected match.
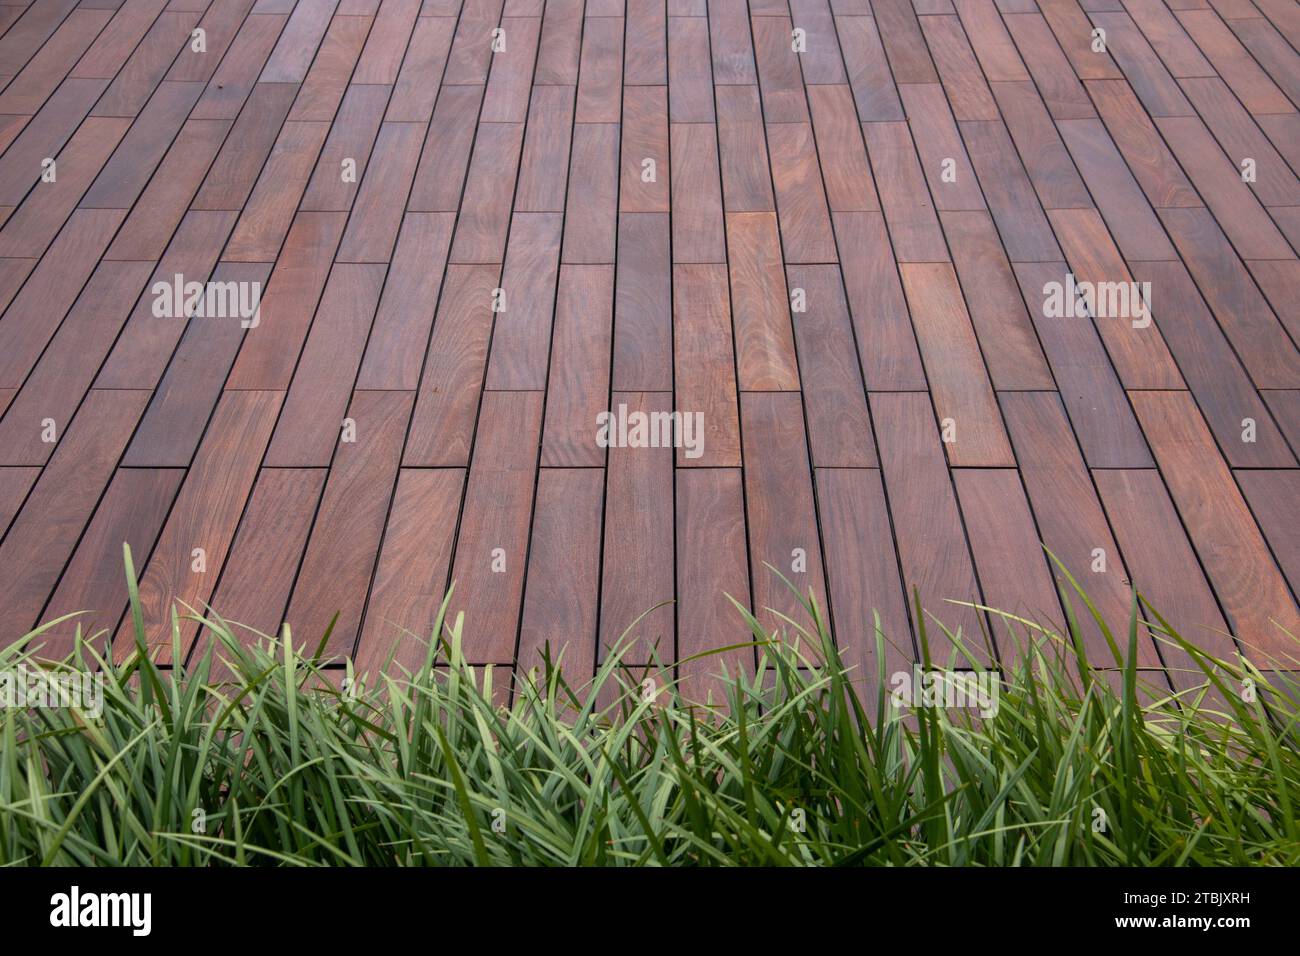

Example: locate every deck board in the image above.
[1,0,1296,684]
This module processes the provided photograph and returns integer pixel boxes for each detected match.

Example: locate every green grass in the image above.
[1,548,1297,866]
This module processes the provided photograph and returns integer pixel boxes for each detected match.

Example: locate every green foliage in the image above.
[0,548,1297,866]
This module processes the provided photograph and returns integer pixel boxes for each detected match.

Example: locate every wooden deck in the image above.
[0,0,1298,687]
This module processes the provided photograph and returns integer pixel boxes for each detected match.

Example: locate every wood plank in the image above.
[39,468,183,658]
[1132,259,1295,467]
[767,122,839,263]
[408,84,485,211]
[612,212,672,390]
[357,212,456,390]
[1012,260,1155,467]
[264,263,386,466]
[940,209,1055,390]
[480,212,561,390]
[195,466,325,661]
[870,391,988,656]
[447,389,541,663]
[598,390,675,663]
[676,467,753,699]
[284,389,412,658]
[562,122,619,263]
[225,210,347,389]
[959,118,1061,261]
[1131,390,1299,655]
[1000,389,1155,663]
[900,83,983,211]
[355,467,464,674]
[838,14,905,120]
[1159,206,1300,389]
[0,390,150,645]
[832,210,928,389]
[900,262,1015,466]
[339,120,428,262]
[715,84,775,211]
[0,260,152,465]
[954,468,1065,662]
[789,264,874,467]
[404,264,499,466]
[541,264,614,466]
[518,467,602,678]
[862,120,947,262]
[669,120,725,261]
[1235,470,1300,608]
[816,467,913,687]
[515,83,575,212]
[1093,468,1238,672]
[741,391,830,640]
[621,84,669,212]
[111,390,282,662]
[674,262,741,466]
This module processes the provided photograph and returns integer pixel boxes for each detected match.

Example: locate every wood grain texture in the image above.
[0,0,1291,687]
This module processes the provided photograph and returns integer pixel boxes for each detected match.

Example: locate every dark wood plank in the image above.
[599,390,675,663]
[1131,390,1299,655]
[404,263,500,466]
[112,389,282,662]
[742,391,830,640]
[195,466,326,660]
[954,468,1065,662]
[674,262,741,466]
[447,389,542,663]
[612,212,672,390]
[33,466,178,657]
[676,467,753,699]
[870,391,988,657]
[518,467,602,678]
[788,264,875,467]
[541,264,614,467]
[1000,389,1155,663]
[0,390,150,645]
[355,467,464,674]
[284,389,412,658]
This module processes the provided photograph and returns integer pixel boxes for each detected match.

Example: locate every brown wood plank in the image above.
[674,262,741,466]
[447,389,541,663]
[1235,470,1300,607]
[940,210,1055,390]
[39,468,183,657]
[111,389,282,662]
[0,390,150,645]
[264,263,386,466]
[715,83,775,211]
[870,391,988,656]
[355,467,464,674]
[789,264,875,467]
[518,467,602,678]
[900,262,1015,466]
[1093,468,1238,672]
[863,120,947,262]
[541,264,614,467]
[816,467,913,688]
[1131,390,1299,655]
[676,467,753,699]
[741,390,830,640]
[404,263,499,466]
[612,211,672,390]
[357,212,456,390]
[954,468,1065,661]
[598,390,674,663]
[621,84,669,213]
[832,209,928,389]
[669,120,725,260]
[284,389,412,658]
[194,466,325,660]
[1000,389,1156,663]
